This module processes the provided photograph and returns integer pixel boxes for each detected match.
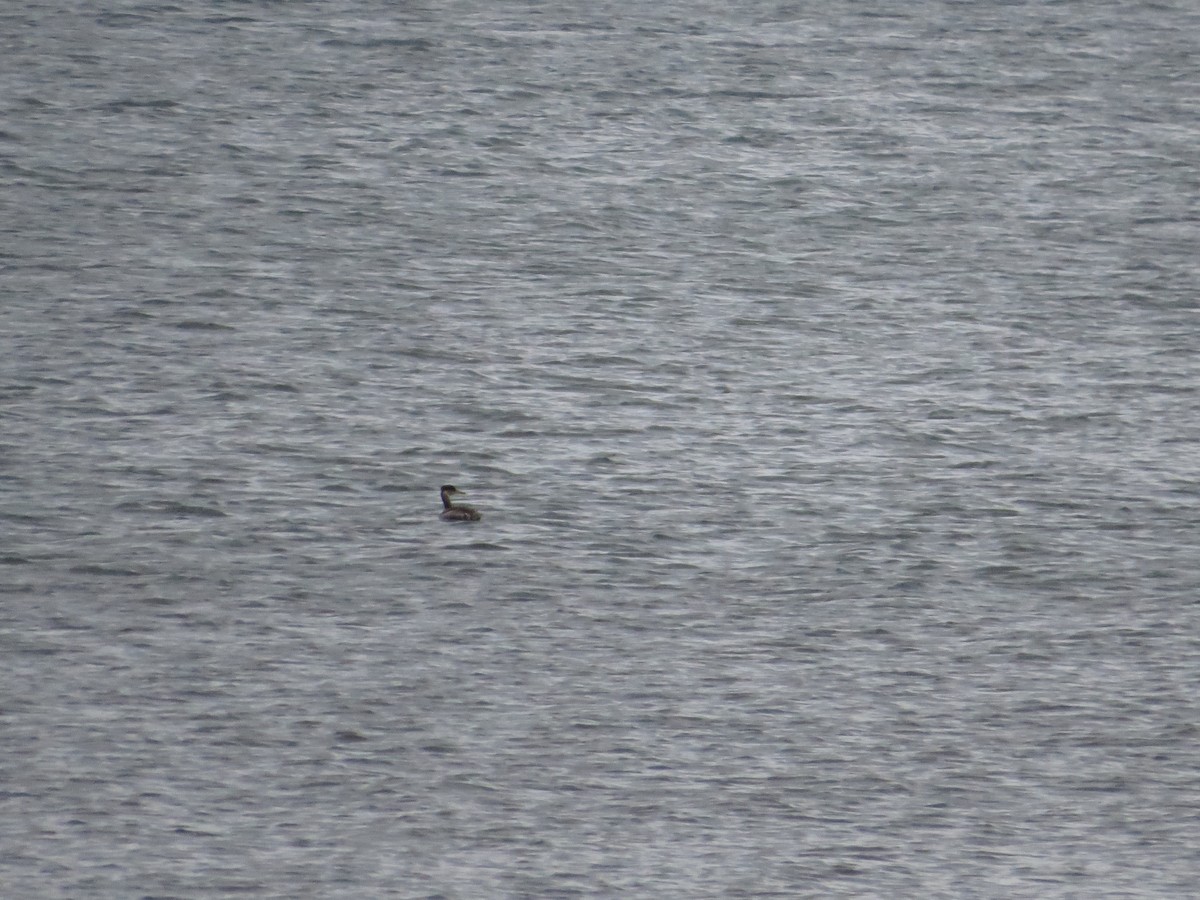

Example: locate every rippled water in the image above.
[3,1,1200,896]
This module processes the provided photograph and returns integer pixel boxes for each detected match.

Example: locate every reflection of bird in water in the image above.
[439,484,481,521]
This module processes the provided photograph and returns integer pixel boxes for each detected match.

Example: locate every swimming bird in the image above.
[439,484,481,521]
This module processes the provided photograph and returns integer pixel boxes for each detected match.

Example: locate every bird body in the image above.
[439,484,481,521]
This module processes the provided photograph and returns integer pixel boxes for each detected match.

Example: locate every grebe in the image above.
[439,484,481,521]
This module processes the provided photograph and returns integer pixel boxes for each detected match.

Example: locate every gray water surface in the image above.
[3,1,1200,896]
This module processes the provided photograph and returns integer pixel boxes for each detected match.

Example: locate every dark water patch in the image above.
[175,320,236,332]
[320,37,435,52]
[93,12,154,27]
[201,15,258,26]
[97,98,181,114]
[125,501,230,518]
[247,380,301,394]
[68,564,143,577]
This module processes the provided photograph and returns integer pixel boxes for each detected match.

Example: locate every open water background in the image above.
[3,1,1200,896]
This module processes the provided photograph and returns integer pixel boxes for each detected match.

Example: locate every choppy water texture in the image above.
[3,1,1200,896]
